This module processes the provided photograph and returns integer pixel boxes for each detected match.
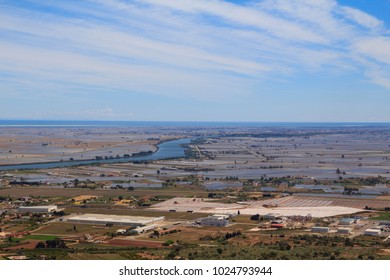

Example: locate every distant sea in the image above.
[1,120,390,128]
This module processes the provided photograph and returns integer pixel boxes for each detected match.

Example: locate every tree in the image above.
[166,251,177,260]
[163,240,174,246]
[53,211,65,216]
[46,239,67,248]
[35,242,45,249]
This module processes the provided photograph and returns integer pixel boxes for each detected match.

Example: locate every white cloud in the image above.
[367,70,390,89]
[139,0,326,43]
[340,6,383,30]
[0,0,389,104]
[353,37,390,65]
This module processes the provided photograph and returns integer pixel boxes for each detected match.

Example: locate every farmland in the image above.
[1,124,390,260]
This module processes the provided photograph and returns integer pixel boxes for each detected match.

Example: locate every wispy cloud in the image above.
[0,0,389,121]
[340,6,383,30]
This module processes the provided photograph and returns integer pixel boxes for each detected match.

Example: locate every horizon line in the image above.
[1,119,390,124]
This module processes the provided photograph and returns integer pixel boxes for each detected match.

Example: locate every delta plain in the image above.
[1,123,390,260]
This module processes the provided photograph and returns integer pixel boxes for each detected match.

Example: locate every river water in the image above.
[0,138,193,171]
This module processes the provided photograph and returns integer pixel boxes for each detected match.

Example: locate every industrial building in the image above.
[129,225,156,234]
[364,228,382,236]
[199,215,229,227]
[379,221,390,227]
[116,229,127,235]
[339,218,355,225]
[18,205,58,213]
[337,227,352,234]
[212,214,230,220]
[311,226,330,233]
[66,214,165,227]
[263,213,282,220]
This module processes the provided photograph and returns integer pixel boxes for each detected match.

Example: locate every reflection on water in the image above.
[293,184,343,193]
[0,138,193,171]
[204,181,243,190]
[296,193,378,199]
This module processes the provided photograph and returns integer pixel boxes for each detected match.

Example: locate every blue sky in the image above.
[0,0,390,122]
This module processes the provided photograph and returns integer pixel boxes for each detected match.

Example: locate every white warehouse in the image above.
[200,215,229,227]
[18,205,58,213]
[66,214,165,227]
[364,228,382,236]
[130,225,157,234]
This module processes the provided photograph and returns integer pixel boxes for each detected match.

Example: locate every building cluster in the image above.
[311,217,363,234]
[364,221,390,236]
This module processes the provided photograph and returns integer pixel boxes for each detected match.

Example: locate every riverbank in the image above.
[0,138,193,171]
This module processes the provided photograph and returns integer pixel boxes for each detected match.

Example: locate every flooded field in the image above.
[2,124,390,179]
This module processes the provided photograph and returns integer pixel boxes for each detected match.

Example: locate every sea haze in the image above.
[1,120,390,128]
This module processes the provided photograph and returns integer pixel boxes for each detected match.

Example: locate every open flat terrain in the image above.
[1,124,390,260]
[0,126,178,165]
[149,196,382,217]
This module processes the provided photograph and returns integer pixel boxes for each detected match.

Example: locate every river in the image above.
[0,138,193,171]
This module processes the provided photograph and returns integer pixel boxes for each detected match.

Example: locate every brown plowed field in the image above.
[103,239,163,248]
[6,240,40,250]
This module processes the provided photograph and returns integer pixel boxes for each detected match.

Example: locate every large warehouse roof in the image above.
[18,205,58,213]
[67,214,164,226]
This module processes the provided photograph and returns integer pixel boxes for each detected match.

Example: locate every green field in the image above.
[16,235,59,241]
[368,213,390,220]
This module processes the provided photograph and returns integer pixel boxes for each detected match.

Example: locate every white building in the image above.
[200,215,229,227]
[263,213,281,220]
[130,225,157,234]
[18,205,58,213]
[339,218,355,225]
[311,226,330,233]
[212,214,230,220]
[67,214,164,226]
[364,228,382,236]
[116,229,127,235]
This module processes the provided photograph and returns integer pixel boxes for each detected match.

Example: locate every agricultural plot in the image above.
[149,197,377,217]
[33,222,123,236]
[254,196,390,209]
